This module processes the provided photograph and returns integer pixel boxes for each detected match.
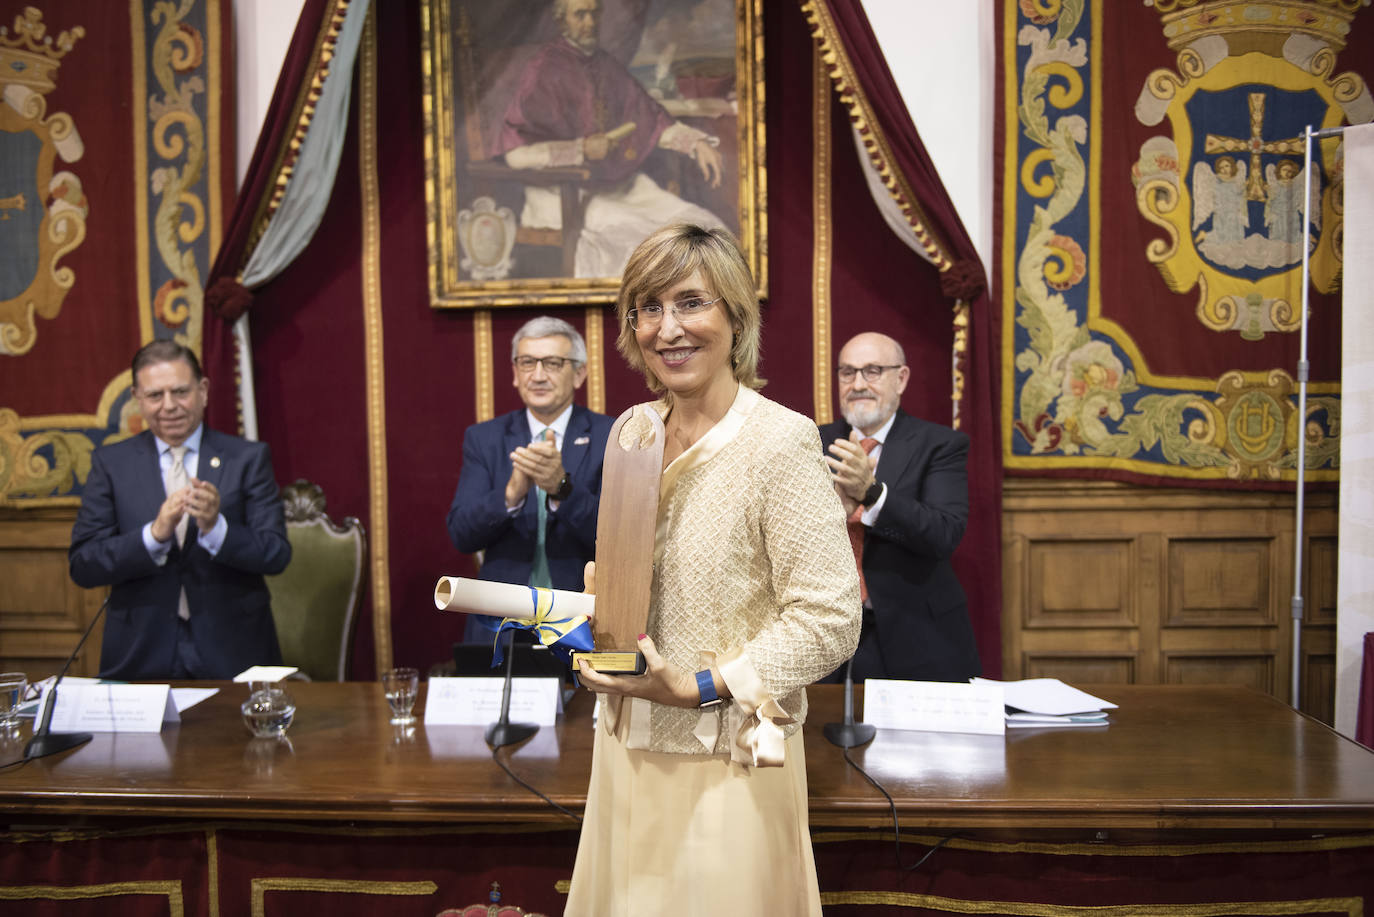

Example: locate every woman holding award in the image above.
[568,224,861,915]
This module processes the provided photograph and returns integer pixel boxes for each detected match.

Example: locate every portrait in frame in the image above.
[422,0,765,308]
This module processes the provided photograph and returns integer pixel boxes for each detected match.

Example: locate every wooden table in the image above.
[3,683,1372,829]
[1,683,1372,916]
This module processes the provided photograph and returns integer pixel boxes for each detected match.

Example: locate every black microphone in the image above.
[25,594,110,761]
[485,627,539,750]
[823,656,875,748]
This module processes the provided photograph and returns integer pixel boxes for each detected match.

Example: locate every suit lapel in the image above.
[875,410,919,489]
[197,429,225,490]
[185,429,227,552]
[505,410,537,523]
[561,406,593,477]
[134,432,168,525]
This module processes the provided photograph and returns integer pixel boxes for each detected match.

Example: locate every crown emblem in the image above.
[0,7,85,94]
[1148,0,1367,53]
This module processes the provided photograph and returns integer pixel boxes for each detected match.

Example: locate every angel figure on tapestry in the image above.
[1264,158,1320,261]
[1192,155,1250,263]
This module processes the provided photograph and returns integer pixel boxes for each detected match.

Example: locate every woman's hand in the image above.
[576,634,700,708]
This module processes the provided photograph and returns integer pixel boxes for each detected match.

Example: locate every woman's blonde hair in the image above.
[615,224,764,397]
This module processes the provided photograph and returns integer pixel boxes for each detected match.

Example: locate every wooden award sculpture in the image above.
[570,403,665,675]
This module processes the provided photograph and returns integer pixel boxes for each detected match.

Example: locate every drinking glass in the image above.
[381,667,419,724]
[0,672,26,733]
[240,686,296,738]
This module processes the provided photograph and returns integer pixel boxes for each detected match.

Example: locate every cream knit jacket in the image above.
[616,387,862,757]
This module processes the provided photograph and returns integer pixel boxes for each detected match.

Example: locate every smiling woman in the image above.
[565,224,860,916]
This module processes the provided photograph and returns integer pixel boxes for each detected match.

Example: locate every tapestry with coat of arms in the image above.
[0,2,232,506]
[998,0,1369,484]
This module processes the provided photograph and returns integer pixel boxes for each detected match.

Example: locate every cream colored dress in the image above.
[565,386,861,917]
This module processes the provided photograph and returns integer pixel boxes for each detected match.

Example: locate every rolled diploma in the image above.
[434,576,595,620]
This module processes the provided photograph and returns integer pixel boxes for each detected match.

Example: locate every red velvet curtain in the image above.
[813,0,1003,676]
[203,0,1002,679]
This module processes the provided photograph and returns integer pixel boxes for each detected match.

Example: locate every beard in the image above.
[842,394,889,432]
[564,30,599,53]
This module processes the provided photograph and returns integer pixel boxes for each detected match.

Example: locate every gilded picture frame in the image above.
[421,0,765,308]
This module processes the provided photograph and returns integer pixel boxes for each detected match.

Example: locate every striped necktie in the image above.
[847,437,880,604]
[167,445,191,620]
[528,429,552,589]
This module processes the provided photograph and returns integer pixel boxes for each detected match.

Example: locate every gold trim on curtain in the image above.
[819,891,1361,916]
[952,299,969,431]
[800,0,970,422]
[475,309,494,422]
[0,882,185,916]
[242,0,353,269]
[359,5,392,674]
[585,308,605,414]
[208,827,220,917]
[812,43,834,425]
[798,0,953,271]
[250,879,437,917]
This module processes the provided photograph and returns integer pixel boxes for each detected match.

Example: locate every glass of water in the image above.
[0,672,26,734]
[240,686,296,738]
[381,667,419,724]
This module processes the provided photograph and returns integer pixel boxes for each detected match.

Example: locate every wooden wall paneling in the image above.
[1301,531,1338,723]
[1001,480,1338,713]
[1026,537,1134,628]
[0,509,105,679]
[1164,536,1275,627]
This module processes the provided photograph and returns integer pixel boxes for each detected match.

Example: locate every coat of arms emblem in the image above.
[0,8,87,356]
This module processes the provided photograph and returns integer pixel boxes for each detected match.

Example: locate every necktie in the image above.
[167,445,190,546]
[166,445,191,620]
[528,429,553,589]
[847,437,880,605]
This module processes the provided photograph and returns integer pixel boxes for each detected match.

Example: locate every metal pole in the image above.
[1289,127,1315,709]
[1289,123,1347,710]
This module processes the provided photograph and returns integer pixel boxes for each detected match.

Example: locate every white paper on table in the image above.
[424,676,561,726]
[973,677,1118,715]
[862,679,1006,736]
[434,576,595,620]
[16,676,99,718]
[42,683,178,733]
[233,665,299,683]
[171,687,219,712]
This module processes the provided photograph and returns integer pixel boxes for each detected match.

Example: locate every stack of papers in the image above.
[972,677,1116,728]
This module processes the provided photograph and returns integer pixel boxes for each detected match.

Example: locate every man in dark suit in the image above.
[819,332,980,683]
[446,316,613,642]
[69,340,291,680]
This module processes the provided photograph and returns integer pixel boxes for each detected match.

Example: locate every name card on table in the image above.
[43,684,179,733]
[424,677,561,727]
[862,679,1006,736]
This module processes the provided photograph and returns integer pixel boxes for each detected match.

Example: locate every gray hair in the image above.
[511,315,587,365]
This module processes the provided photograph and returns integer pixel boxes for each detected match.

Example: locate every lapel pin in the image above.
[573,436,589,446]
[210,456,221,468]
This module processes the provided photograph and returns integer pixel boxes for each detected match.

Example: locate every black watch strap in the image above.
[551,473,573,501]
[860,480,883,508]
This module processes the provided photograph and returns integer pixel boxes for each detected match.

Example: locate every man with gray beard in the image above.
[818,332,980,683]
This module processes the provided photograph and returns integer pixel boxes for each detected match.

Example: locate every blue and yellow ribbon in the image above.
[490,586,594,667]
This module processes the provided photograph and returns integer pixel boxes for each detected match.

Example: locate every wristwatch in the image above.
[551,473,573,502]
[695,669,722,708]
[860,480,883,509]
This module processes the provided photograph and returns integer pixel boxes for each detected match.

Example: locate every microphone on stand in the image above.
[485,627,538,750]
[823,656,875,748]
[25,594,110,762]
